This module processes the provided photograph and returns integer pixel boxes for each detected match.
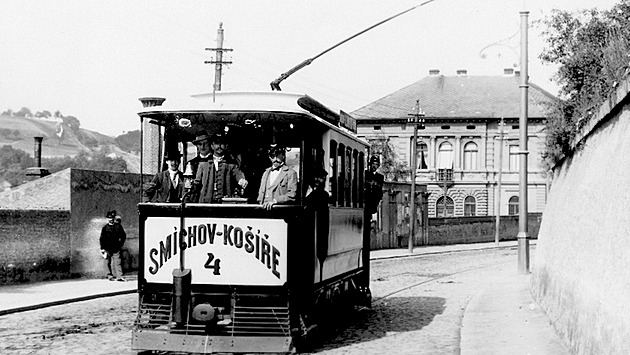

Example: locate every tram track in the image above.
[369,260,511,307]
[367,244,523,307]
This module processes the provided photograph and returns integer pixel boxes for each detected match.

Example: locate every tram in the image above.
[131,91,372,354]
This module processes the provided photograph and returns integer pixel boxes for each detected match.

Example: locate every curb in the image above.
[0,289,137,316]
[370,243,527,261]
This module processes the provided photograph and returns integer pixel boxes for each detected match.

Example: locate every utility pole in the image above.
[408,100,425,253]
[495,118,504,246]
[205,22,233,93]
[517,10,530,274]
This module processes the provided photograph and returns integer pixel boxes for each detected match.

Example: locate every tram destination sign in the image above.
[340,110,357,133]
[143,217,288,286]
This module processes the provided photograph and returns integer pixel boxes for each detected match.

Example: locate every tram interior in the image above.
[149,111,328,204]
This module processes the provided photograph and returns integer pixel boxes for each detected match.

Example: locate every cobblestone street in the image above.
[0,247,523,355]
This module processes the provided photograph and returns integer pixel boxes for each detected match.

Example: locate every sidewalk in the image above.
[0,241,568,354]
[0,274,138,316]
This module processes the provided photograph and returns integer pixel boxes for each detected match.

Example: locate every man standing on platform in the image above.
[257,145,298,210]
[194,132,248,203]
[143,150,184,203]
[365,155,384,216]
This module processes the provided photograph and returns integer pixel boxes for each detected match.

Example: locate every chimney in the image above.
[26,136,50,177]
[139,97,166,108]
[514,70,521,77]
[34,136,43,168]
[429,69,440,76]
[504,68,514,76]
[456,69,467,76]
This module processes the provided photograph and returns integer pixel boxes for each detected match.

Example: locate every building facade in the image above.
[353,69,555,218]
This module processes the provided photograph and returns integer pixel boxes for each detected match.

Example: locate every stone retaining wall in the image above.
[530,77,630,354]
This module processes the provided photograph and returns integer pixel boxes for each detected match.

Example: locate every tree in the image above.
[538,1,630,168]
[114,130,141,153]
[62,115,81,131]
[368,135,410,182]
[15,107,32,117]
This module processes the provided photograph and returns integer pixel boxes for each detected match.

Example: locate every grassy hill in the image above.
[0,115,140,173]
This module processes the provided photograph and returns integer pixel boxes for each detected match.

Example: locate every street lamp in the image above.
[408,100,425,253]
[517,10,530,274]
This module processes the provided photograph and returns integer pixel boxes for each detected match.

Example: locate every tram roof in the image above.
[138,91,364,143]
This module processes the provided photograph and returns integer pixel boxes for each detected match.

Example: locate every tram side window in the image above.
[345,147,352,207]
[329,140,337,206]
[337,143,345,207]
[358,151,365,207]
[352,149,359,207]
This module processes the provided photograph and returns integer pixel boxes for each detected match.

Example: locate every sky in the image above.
[0,0,620,137]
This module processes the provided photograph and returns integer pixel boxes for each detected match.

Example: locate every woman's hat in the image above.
[106,210,117,218]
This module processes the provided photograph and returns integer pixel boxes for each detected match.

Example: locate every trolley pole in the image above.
[517,10,530,274]
[408,100,425,253]
[205,22,233,92]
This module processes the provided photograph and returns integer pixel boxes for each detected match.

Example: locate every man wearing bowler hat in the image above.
[144,150,184,203]
[194,132,248,203]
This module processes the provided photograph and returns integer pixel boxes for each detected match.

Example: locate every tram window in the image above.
[352,149,359,207]
[337,143,345,207]
[358,151,365,207]
[344,147,352,207]
[329,140,337,206]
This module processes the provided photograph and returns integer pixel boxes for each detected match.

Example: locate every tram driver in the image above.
[257,144,298,210]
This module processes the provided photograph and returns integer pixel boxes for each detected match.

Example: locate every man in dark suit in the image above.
[257,145,298,210]
[143,150,184,203]
[365,155,384,215]
[194,132,248,203]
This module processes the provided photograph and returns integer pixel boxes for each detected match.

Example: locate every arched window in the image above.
[463,142,478,170]
[437,142,453,169]
[436,196,454,217]
[464,196,476,216]
[417,142,428,169]
[508,196,519,215]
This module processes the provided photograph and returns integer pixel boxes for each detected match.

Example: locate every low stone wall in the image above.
[530,78,630,353]
[69,169,143,278]
[0,169,147,284]
[426,214,541,246]
[371,213,541,249]
[0,210,72,284]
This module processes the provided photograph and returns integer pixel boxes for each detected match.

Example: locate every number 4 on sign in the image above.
[204,253,221,275]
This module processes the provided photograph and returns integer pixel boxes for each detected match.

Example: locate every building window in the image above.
[436,196,454,217]
[464,196,476,216]
[437,141,453,169]
[417,142,428,169]
[509,145,519,171]
[508,196,519,215]
[463,142,478,170]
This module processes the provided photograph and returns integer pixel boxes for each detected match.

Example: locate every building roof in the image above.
[351,74,556,120]
[0,168,71,210]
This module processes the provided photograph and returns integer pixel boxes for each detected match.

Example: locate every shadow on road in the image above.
[304,296,446,353]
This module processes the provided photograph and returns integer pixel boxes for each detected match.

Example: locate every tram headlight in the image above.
[178,118,191,128]
[192,303,216,322]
